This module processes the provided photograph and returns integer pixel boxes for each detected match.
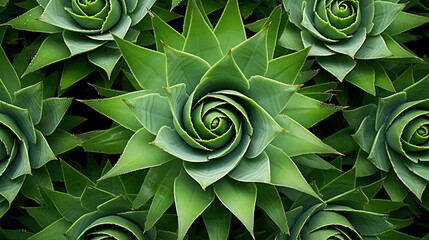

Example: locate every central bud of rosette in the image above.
[181,90,252,159]
[314,0,361,40]
[67,0,122,31]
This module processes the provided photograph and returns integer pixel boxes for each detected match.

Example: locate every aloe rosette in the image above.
[343,70,429,200]
[281,0,429,94]
[3,0,157,82]
[81,0,342,238]
[275,168,411,240]
[13,160,177,240]
[0,47,72,217]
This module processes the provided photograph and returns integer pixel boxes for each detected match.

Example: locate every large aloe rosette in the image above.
[81,0,342,238]
[8,160,177,240]
[281,0,429,94]
[275,169,412,240]
[344,70,429,200]
[3,0,157,81]
[0,47,71,217]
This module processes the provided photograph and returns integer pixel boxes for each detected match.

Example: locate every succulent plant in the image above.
[276,168,413,240]
[2,0,158,82]
[5,160,177,240]
[80,0,343,238]
[344,68,429,200]
[0,46,72,217]
[281,0,429,94]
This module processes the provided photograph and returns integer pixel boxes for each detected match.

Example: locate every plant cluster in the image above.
[0,0,428,239]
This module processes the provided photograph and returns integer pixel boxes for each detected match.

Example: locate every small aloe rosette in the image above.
[276,168,411,240]
[0,47,71,217]
[281,0,429,94]
[344,69,429,200]
[4,0,157,79]
[9,160,177,240]
[82,0,341,238]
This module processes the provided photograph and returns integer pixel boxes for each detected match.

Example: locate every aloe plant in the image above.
[79,0,344,238]
[3,160,177,240]
[344,68,429,201]
[281,0,429,94]
[276,168,415,240]
[2,0,158,82]
[0,46,73,217]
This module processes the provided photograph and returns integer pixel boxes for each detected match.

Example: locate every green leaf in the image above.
[301,31,335,56]
[317,55,356,81]
[183,132,250,188]
[385,11,429,36]
[370,1,404,36]
[29,130,56,168]
[40,188,88,222]
[213,0,246,54]
[46,129,81,155]
[124,94,173,135]
[321,168,357,201]
[3,6,62,33]
[373,61,395,92]
[36,98,72,136]
[174,170,215,240]
[345,211,393,235]
[355,35,392,59]
[306,211,359,237]
[283,93,343,128]
[325,28,367,58]
[145,161,181,230]
[264,5,282,60]
[87,46,121,78]
[195,53,249,99]
[231,26,268,78]
[100,128,176,180]
[151,12,185,52]
[229,152,270,183]
[387,148,426,199]
[382,33,419,60]
[165,45,210,93]
[27,218,71,240]
[113,35,166,90]
[20,166,53,203]
[0,46,20,96]
[266,145,320,200]
[273,115,340,156]
[62,31,105,56]
[80,126,133,154]
[60,160,94,197]
[13,82,43,125]
[78,215,146,240]
[383,170,408,201]
[0,101,36,143]
[345,61,376,95]
[133,160,180,209]
[202,198,231,240]
[256,184,289,233]
[60,55,96,90]
[80,186,115,211]
[0,173,25,211]
[214,178,256,238]
[24,34,71,76]
[183,4,223,65]
[293,154,341,171]
[247,75,299,117]
[80,91,146,131]
[154,126,208,162]
[323,127,359,154]
[266,47,310,85]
